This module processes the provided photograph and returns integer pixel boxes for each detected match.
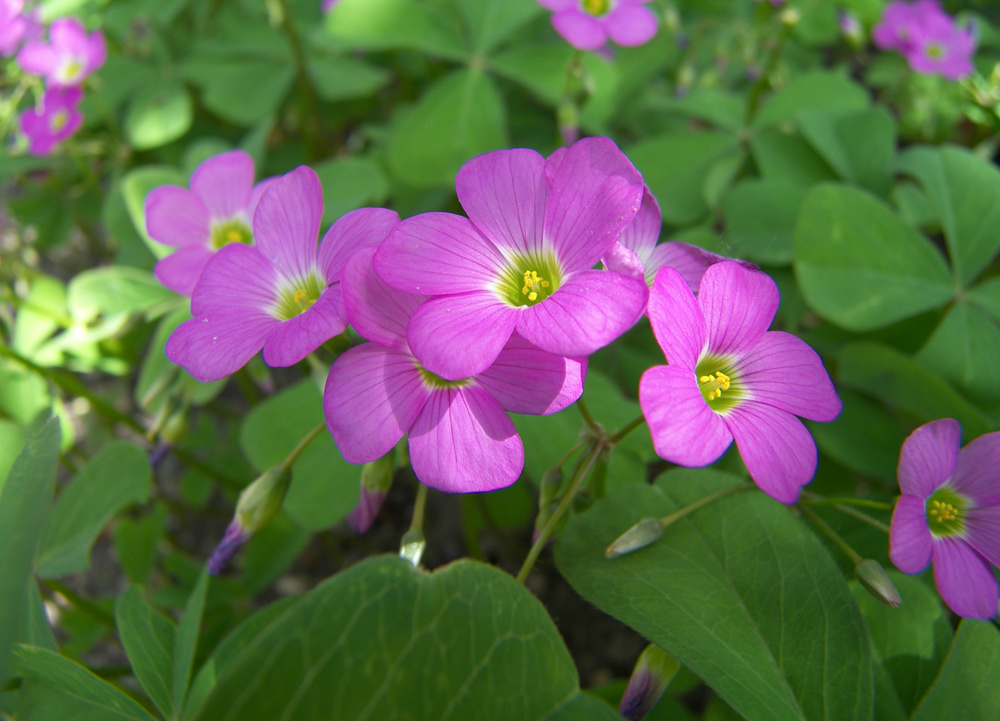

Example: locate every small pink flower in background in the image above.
[321,0,341,11]
[373,136,648,382]
[537,0,658,52]
[324,248,586,494]
[19,86,83,156]
[16,17,106,87]
[166,166,399,382]
[638,262,841,504]
[873,0,975,80]
[146,150,272,296]
[0,0,36,57]
[890,419,1000,619]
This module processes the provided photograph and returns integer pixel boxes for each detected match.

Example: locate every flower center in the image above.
[925,486,967,537]
[497,252,562,307]
[925,42,944,59]
[694,356,742,413]
[210,218,253,250]
[63,59,83,81]
[272,271,325,320]
[51,110,68,131]
[582,0,611,17]
[418,365,472,389]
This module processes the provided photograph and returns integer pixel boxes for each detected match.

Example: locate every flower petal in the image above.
[602,242,646,282]
[16,41,57,76]
[190,150,255,220]
[736,331,841,422]
[952,430,1000,504]
[606,3,659,46]
[965,505,1000,569]
[898,419,961,499]
[723,403,817,504]
[262,290,347,368]
[889,494,934,574]
[543,136,644,271]
[407,292,517,381]
[645,242,753,292]
[373,212,504,294]
[646,267,706,369]
[154,246,213,297]
[932,538,999,619]
[476,333,586,415]
[253,166,322,280]
[455,148,548,257]
[516,269,647,357]
[639,364,732,468]
[318,207,399,282]
[190,244,277,316]
[551,9,607,51]
[324,344,429,463]
[342,248,425,350]
[617,187,662,260]
[145,185,210,249]
[699,262,779,357]
[166,308,274,383]
[408,386,522,493]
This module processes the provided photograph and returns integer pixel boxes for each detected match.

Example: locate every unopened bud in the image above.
[855,559,902,608]
[160,406,188,445]
[349,452,395,533]
[620,644,680,721]
[605,518,662,559]
[207,467,291,575]
[838,11,863,45]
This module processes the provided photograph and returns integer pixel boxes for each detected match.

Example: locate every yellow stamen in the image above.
[292,288,307,305]
[699,371,731,401]
[582,0,610,16]
[521,270,550,303]
[226,229,242,243]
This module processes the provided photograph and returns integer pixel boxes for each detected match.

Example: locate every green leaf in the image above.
[324,0,467,59]
[850,572,951,717]
[806,390,906,482]
[305,55,389,103]
[722,179,806,264]
[174,569,208,717]
[491,45,575,106]
[452,0,541,56]
[898,146,1000,287]
[916,301,1000,406]
[627,131,741,226]
[240,380,359,531]
[114,504,168,587]
[183,60,294,126]
[12,274,66,356]
[968,275,1000,325]
[121,166,187,259]
[911,620,1000,721]
[313,157,390,227]
[750,128,839,187]
[837,342,992,439]
[387,68,507,188]
[125,81,194,151]
[68,266,178,323]
[0,420,25,493]
[12,645,159,721]
[115,588,176,719]
[794,184,953,331]
[754,71,869,128]
[797,107,896,196]
[37,441,152,578]
[192,556,615,720]
[554,469,873,721]
[0,416,59,687]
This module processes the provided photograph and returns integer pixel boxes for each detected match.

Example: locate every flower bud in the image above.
[207,467,290,575]
[348,452,395,533]
[620,644,680,721]
[606,517,663,559]
[855,559,902,608]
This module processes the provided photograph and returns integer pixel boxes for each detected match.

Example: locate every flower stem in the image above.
[400,483,429,567]
[274,0,324,159]
[801,492,892,511]
[657,482,755,530]
[609,415,646,446]
[797,503,863,565]
[280,422,326,472]
[576,398,602,435]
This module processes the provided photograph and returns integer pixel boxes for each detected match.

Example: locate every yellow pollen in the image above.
[292,288,307,305]
[226,229,242,243]
[582,0,610,16]
[521,270,550,303]
[929,500,959,522]
[699,371,731,401]
[51,111,68,131]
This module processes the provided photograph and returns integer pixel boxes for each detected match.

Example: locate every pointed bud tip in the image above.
[856,559,902,608]
[606,518,663,559]
[620,644,680,720]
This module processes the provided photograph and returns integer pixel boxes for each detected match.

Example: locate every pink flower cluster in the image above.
[5,9,106,155]
[161,140,841,517]
[873,0,975,80]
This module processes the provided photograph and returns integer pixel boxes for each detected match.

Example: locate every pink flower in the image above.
[16,17,106,87]
[324,248,586,494]
[537,0,658,52]
[872,0,975,80]
[0,0,37,57]
[890,419,1000,619]
[146,150,272,296]
[373,137,648,382]
[19,86,83,156]
[638,262,841,504]
[166,166,399,382]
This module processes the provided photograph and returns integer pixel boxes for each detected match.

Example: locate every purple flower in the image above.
[603,187,757,293]
[19,86,83,156]
[638,262,841,504]
[321,0,341,11]
[0,0,36,57]
[889,419,1000,619]
[872,0,975,80]
[373,137,648,382]
[324,248,586,494]
[166,166,399,382]
[146,150,272,296]
[16,17,106,87]
[537,0,658,51]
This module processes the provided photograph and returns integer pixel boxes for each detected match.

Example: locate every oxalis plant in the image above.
[2,0,1000,719]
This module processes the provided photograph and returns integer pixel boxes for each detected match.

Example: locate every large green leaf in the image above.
[797,107,896,197]
[898,146,1000,287]
[125,81,194,151]
[911,621,1000,721]
[324,0,467,60]
[750,128,839,187]
[0,419,25,495]
[313,157,390,227]
[68,266,178,323]
[794,184,953,331]
[121,166,187,259]
[554,469,873,721]
[387,68,507,189]
[37,441,152,578]
[174,569,208,717]
[806,390,906,482]
[115,588,176,719]
[753,71,869,128]
[722,178,806,264]
[916,301,1000,406]
[305,55,389,103]
[192,556,619,721]
[0,417,59,687]
[183,60,294,126]
[452,0,541,56]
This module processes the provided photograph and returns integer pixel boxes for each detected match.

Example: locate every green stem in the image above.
[576,398,602,435]
[409,483,428,538]
[828,503,892,535]
[801,492,892,511]
[280,422,326,472]
[797,503,864,565]
[517,443,602,584]
[658,482,754,529]
[609,415,646,446]
[744,15,792,124]
[275,0,323,159]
